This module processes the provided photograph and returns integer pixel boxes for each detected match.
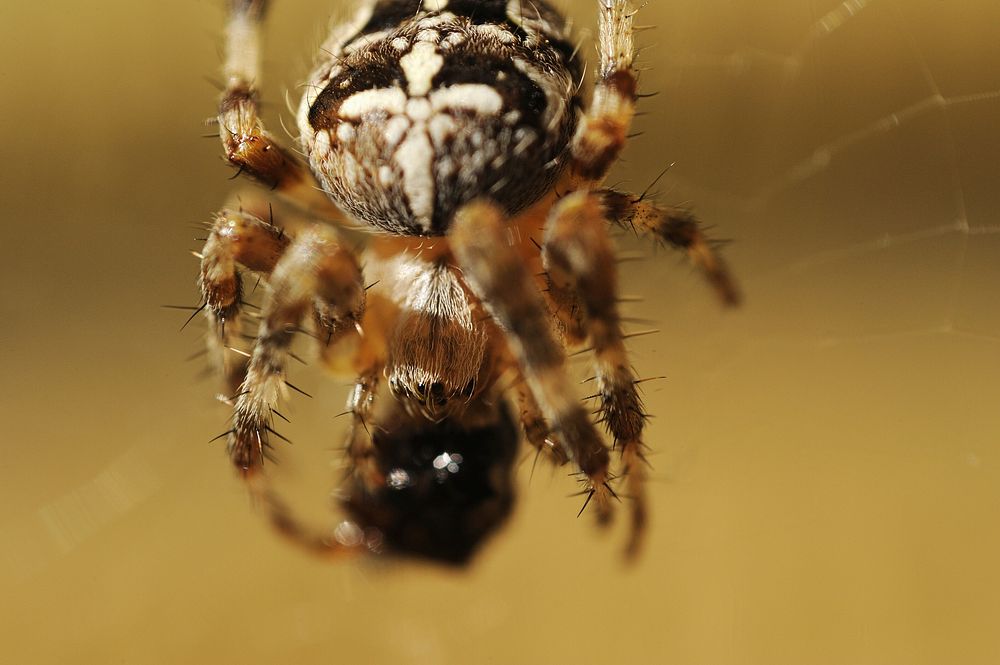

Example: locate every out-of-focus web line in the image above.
[657,0,1000,219]
[659,0,877,77]
[658,0,1000,221]
[652,0,889,211]
[37,445,163,554]
[652,2,1000,350]
[1,442,165,582]
[758,2,1000,283]
[901,3,971,334]
[743,1,1000,348]
[748,89,1000,210]
[797,0,875,54]
[814,322,1000,348]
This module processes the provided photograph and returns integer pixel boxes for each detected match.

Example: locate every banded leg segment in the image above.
[228,225,365,471]
[513,376,569,467]
[199,209,290,394]
[344,369,383,492]
[451,201,614,522]
[219,1,336,213]
[245,473,371,559]
[543,191,648,556]
[571,0,637,181]
[600,189,742,306]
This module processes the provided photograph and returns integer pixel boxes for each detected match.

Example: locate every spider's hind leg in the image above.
[224,223,370,557]
[201,212,377,557]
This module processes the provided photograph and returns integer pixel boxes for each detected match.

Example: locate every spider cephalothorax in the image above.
[197,0,739,565]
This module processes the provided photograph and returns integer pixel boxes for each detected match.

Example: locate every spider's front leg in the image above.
[543,191,650,557]
[199,208,290,394]
[201,214,377,556]
[228,225,365,471]
[450,201,615,523]
[218,0,337,214]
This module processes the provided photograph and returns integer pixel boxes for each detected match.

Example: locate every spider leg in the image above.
[512,374,569,468]
[450,200,614,524]
[200,205,377,555]
[228,225,365,470]
[571,0,637,182]
[219,0,338,215]
[600,189,742,306]
[343,369,384,492]
[244,473,370,559]
[199,208,290,394]
[543,191,649,557]
[221,223,370,556]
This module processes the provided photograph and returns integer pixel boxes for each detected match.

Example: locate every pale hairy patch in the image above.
[406,98,434,122]
[428,114,458,147]
[382,115,411,149]
[339,88,408,119]
[394,130,436,226]
[313,129,332,160]
[473,23,518,45]
[430,85,504,115]
[336,123,355,144]
[400,42,444,96]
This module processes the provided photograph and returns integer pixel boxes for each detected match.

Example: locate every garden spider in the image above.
[196,0,739,565]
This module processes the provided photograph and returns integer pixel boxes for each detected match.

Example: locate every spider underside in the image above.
[195,0,739,565]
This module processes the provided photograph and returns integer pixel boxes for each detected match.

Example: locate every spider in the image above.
[195,0,739,565]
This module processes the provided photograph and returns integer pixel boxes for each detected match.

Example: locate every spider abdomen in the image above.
[298,1,582,236]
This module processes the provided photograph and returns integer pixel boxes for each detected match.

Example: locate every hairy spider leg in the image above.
[219,0,340,216]
[600,189,742,306]
[543,191,649,557]
[218,223,378,557]
[571,0,638,182]
[451,200,615,524]
[228,225,365,471]
[512,375,570,469]
[199,208,291,394]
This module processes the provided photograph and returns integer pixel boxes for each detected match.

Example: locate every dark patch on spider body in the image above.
[342,402,519,565]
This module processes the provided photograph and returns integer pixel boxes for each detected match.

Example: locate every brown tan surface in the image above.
[2,1,999,663]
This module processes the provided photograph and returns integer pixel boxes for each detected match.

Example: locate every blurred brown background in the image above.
[2,1,999,663]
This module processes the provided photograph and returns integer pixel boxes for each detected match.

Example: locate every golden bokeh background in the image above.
[2,1,999,663]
